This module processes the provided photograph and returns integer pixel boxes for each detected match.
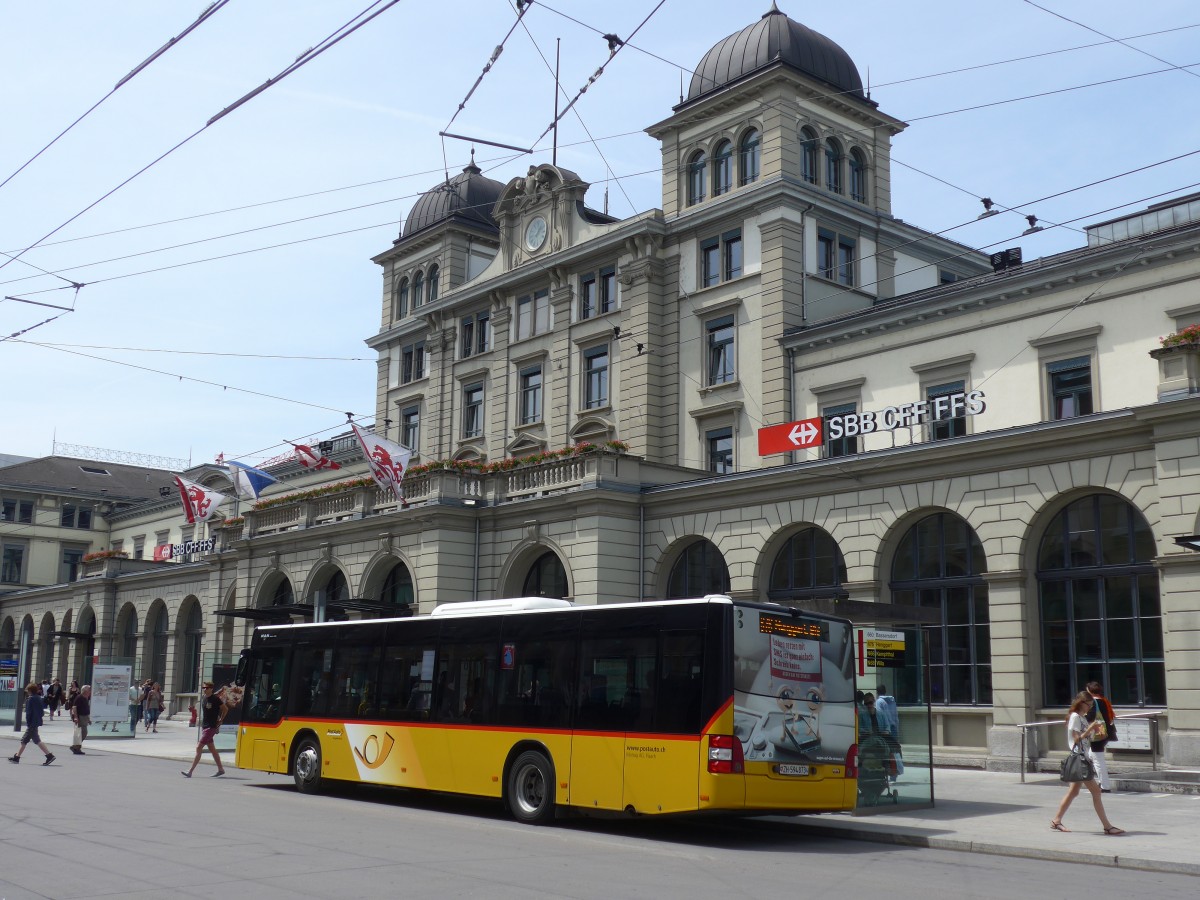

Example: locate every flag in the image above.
[173,475,230,524]
[352,424,412,495]
[291,441,340,470]
[226,460,278,500]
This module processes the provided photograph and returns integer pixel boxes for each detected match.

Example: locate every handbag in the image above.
[1059,741,1095,783]
[1092,715,1107,741]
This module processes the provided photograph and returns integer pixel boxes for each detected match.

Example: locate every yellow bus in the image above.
[233,596,859,823]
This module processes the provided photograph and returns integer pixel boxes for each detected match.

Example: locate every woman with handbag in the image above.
[1086,680,1116,792]
[1051,691,1123,834]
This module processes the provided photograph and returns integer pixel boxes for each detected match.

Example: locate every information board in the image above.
[91,664,132,725]
[1106,717,1153,752]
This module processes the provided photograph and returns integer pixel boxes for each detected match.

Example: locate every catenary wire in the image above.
[10,340,373,361]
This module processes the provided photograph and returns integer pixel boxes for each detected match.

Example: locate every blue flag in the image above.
[227,461,278,500]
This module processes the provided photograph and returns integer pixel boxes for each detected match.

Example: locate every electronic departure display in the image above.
[758,614,827,642]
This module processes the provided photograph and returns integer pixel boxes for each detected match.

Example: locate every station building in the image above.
[3,7,1199,766]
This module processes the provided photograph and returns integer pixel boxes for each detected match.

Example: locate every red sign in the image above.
[758,417,824,455]
[153,544,173,562]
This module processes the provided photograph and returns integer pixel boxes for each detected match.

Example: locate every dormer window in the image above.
[712,141,733,196]
[687,150,707,206]
[800,128,818,184]
[825,139,843,194]
[739,129,760,186]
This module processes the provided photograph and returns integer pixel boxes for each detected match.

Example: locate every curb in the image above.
[789,820,1200,877]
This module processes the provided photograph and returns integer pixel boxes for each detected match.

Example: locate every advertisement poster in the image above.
[733,606,855,765]
[91,664,132,725]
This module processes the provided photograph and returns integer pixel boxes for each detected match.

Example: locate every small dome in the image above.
[686,5,864,104]
[403,160,505,238]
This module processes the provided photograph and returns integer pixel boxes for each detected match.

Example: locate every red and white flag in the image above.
[173,475,230,524]
[290,441,340,471]
[352,424,412,495]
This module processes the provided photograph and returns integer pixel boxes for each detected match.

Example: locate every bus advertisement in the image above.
[233,596,858,823]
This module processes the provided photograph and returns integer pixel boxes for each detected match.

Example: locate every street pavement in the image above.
[5,713,1197,876]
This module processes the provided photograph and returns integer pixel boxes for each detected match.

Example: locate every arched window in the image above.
[272,579,294,607]
[687,151,707,206]
[768,527,846,601]
[890,513,990,705]
[522,552,568,599]
[824,139,843,194]
[800,128,818,184]
[412,270,424,309]
[148,606,169,687]
[120,609,138,660]
[395,278,409,320]
[379,561,414,612]
[739,129,761,186]
[849,149,867,203]
[183,603,202,692]
[667,539,730,599]
[712,140,733,196]
[1037,494,1162,707]
[426,265,440,304]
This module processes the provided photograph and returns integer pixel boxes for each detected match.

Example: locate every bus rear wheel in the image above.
[293,737,323,794]
[507,750,555,824]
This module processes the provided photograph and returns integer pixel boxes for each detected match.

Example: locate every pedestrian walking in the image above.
[66,679,79,714]
[1086,680,1117,792]
[46,678,63,718]
[127,680,144,736]
[1050,690,1123,835]
[181,682,227,778]
[144,682,163,732]
[8,682,56,766]
[70,685,92,755]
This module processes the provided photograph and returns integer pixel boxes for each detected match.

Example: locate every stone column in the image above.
[616,248,668,459]
[1158,551,1200,765]
[756,209,807,462]
[983,569,1035,769]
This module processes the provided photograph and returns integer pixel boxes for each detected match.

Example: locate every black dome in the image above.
[403,161,505,238]
[686,5,864,104]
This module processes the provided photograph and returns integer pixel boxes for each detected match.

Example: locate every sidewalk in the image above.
[5,717,1197,875]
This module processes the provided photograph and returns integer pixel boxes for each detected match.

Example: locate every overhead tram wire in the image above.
[1022,0,1200,82]
[0,0,406,278]
[17,341,360,416]
[0,0,232,195]
[11,340,373,362]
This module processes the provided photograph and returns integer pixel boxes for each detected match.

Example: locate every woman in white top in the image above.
[1050,691,1123,834]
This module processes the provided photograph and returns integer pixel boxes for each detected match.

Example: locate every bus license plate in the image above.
[778,764,809,776]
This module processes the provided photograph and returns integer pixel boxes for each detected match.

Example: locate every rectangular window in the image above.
[462,383,484,438]
[461,312,490,358]
[133,537,145,560]
[401,340,426,384]
[823,402,858,458]
[580,273,597,319]
[60,504,93,529]
[584,346,609,409]
[517,289,550,340]
[706,315,735,385]
[701,238,720,288]
[60,546,85,583]
[928,380,967,441]
[1048,356,1093,420]
[700,229,743,288]
[519,365,543,424]
[599,266,617,314]
[817,227,856,286]
[401,406,420,450]
[2,498,33,524]
[2,541,27,584]
[707,427,734,474]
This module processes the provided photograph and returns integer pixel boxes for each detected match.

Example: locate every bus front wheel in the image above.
[507,750,555,825]
[293,737,323,794]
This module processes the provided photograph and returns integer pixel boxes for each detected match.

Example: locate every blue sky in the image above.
[2,1,1197,466]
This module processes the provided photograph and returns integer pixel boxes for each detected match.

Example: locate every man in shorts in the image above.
[182,682,227,778]
[9,682,56,765]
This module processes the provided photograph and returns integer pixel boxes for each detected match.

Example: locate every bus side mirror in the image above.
[235,654,249,687]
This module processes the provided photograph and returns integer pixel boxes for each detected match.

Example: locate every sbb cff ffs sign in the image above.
[758,417,823,456]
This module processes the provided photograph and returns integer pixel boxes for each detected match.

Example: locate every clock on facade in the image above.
[524,215,548,252]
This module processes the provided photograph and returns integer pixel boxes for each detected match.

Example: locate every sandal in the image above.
[1103,826,1125,835]
[1050,821,1069,832]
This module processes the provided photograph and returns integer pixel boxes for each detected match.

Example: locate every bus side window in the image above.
[656,631,705,734]
[244,652,287,724]
[291,641,336,718]
[379,640,434,720]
